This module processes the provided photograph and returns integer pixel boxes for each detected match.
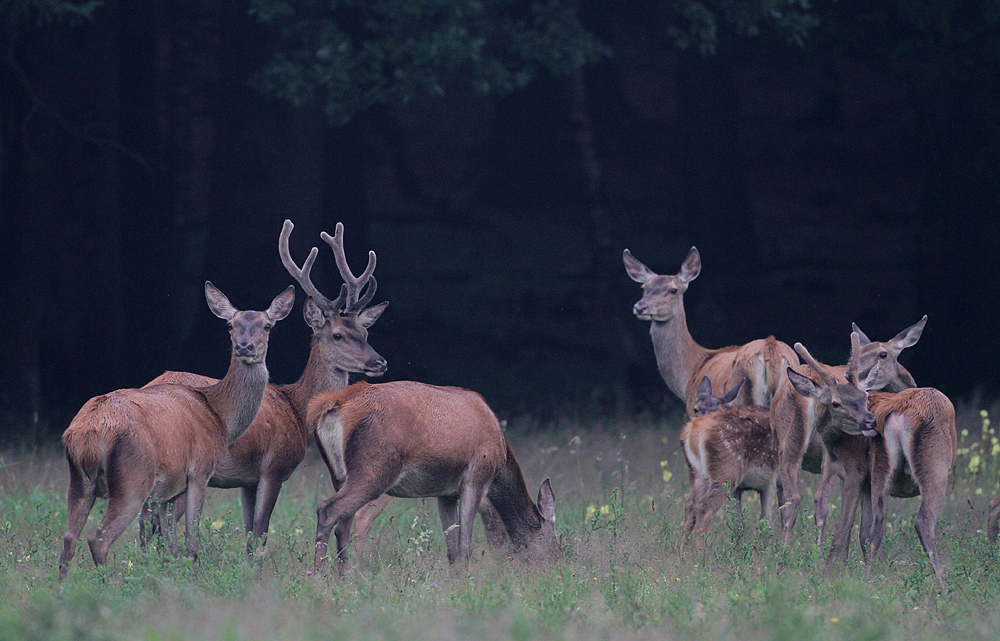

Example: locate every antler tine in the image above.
[278,219,336,309]
[793,342,839,387]
[319,222,378,312]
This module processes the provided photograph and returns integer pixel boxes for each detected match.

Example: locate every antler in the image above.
[320,222,377,313]
[793,342,839,388]
[278,219,344,310]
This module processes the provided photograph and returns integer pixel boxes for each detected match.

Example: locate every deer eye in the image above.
[669,288,678,295]
[264,323,272,331]
[333,333,343,341]
[226,322,233,330]
[879,351,887,359]
[831,401,841,408]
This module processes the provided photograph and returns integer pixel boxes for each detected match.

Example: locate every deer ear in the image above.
[851,322,872,346]
[205,281,238,320]
[623,250,657,283]
[786,368,821,399]
[859,361,881,391]
[536,478,556,522]
[719,378,744,406]
[677,246,701,283]
[891,315,927,351]
[267,286,295,322]
[357,301,388,328]
[695,376,713,402]
[303,297,327,329]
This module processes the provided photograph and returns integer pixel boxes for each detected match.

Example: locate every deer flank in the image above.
[308,381,557,573]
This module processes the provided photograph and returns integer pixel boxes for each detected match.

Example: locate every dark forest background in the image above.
[2,0,999,442]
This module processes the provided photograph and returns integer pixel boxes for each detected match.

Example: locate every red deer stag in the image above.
[770,337,879,546]
[623,247,797,416]
[800,334,956,592]
[307,381,558,573]
[143,220,387,550]
[59,283,294,578]
[680,377,777,546]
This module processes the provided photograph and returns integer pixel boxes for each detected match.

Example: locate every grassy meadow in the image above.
[1,401,999,641]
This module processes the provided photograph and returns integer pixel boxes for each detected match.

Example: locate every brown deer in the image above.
[988,495,1000,543]
[680,377,777,545]
[623,247,797,416]
[770,338,879,546]
[307,381,558,573]
[143,220,387,550]
[811,316,927,541]
[803,335,956,592]
[59,283,294,577]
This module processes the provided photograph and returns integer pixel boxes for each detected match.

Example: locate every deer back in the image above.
[308,381,508,484]
[147,371,305,485]
[867,388,957,478]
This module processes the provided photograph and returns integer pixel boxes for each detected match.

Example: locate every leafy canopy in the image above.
[249,0,608,125]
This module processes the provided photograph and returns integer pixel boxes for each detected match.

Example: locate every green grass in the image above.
[1,403,999,641]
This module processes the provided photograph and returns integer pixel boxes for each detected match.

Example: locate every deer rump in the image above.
[310,382,508,500]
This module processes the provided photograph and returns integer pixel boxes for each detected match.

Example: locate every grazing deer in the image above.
[59,283,294,578]
[811,316,927,541]
[770,338,879,546]
[143,220,387,550]
[307,381,558,573]
[680,377,777,545]
[805,335,956,592]
[623,247,797,416]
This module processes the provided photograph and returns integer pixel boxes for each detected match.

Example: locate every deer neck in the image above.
[649,308,710,401]
[486,445,542,548]
[284,337,350,416]
[203,355,270,444]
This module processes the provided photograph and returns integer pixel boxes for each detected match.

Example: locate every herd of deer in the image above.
[56,225,996,593]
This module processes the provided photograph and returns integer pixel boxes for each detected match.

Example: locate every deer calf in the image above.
[59,283,293,578]
[681,377,777,544]
[307,381,558,573]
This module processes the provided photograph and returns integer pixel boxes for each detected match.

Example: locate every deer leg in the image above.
[60,463,98,579]
[858,483,873,563]
[867,447,893,566]
[826,473,862,569]
[251,476,285,551]
[352,494,392,558]
[680,466,698,547]
[776,443,806,546]
[437,496,461,564]
[240,485,258,542]
[759,476,777,526]
[315,484,386,574]
[163,495,184,554]
[457,478,490,564]
[88,480,151,569]
[814,450,842,545]
[988,494,1000,544]
[681,475,710,551]
[693,483,730,539]
[183,479,209,560]
[911,459,951,593]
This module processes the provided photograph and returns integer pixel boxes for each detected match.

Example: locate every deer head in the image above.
[623,247,701,322]
[691,376,745,416]
[279,220,388,377]
[787,334,878,437]
[852,315,926,390]
[205,281,294,365]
